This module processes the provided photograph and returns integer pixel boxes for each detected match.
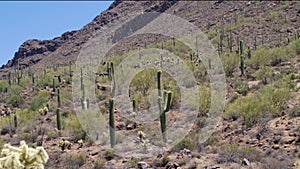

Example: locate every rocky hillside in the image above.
[0,1,299,169]
[1,1,299,73]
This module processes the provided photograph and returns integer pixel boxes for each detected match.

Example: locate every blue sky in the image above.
[0,1,113,66]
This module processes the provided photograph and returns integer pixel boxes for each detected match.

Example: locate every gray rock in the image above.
[242,158,250,166]
[137,161,149,169]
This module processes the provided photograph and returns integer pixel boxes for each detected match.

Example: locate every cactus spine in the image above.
[56,109,61,130]
[109,98,115,148]
[157,70,172,143]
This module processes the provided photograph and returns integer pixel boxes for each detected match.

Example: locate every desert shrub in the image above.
[199,85,211,114]
[290,105,300,117]
[29,90,50,111]
[269,47,286,66]
[287,39,300,55]
[8,85,24,107]
[153,155,170,167]
[16,108,39,125]
[220,53,239,77]
[126,158,140,168]
[259,85,290,117]
[261,157,292,169]
[93,159,106,169]
[64,153,87,169]
[173,137,195,152]
[253,66,273,84]
[36,75,53,88]
[217,144,261,164]
[64,114,87,141]
[104,149,115,161]
[0,81,8,93]
[20,132,38,143]
[223,94,262,127]
[224,80,291,127]
[247,46,270,69]
[233,79,249,96]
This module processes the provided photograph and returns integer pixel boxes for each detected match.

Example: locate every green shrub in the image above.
[29,90,50,111]
[247,46,270,68]
[223,82,291,127]
[8,85,24,107]
[93,159,106,169]
[220,53,239,77]
[16,108,39,125]
[64,153,87,169]
[217,144,261,163]
[234,80,249,96]
[253,66,273,84]
[64,114,87,141]
[259,85,290,117]
[173,137,195,152]
[0,81,8,92]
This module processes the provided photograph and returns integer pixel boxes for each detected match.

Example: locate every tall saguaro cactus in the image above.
[157,70,172,143]
[56,109,62,130]
[31,73,35,91]
[109,98,115,148]
[57,89,61,108]
[239,40,245,76]
[13,114,17,130]
[8,72,11,85]
[228,29,233,52]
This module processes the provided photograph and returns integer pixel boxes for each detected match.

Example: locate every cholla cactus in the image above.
[138,131,146,142]
[0,140,49,169]
[39,106,48,116]
[77,139,83,148]
[58,139,71,151]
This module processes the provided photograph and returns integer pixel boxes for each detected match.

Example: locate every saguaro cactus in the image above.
[13,114,17,130]
[254,35,257,50]
[31,73,35,91]
[16,68,22,85]
[228,30,233,52]
[157,70,172,143]
[57,75,62,84]
[132,99,136,113]
[109,98,115,148]
[239,40,245,76]
[56,109,62,130]
[52,78,56,92]
[57,89,61,108]
[8,72,11,85]
[81,84,87,110]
